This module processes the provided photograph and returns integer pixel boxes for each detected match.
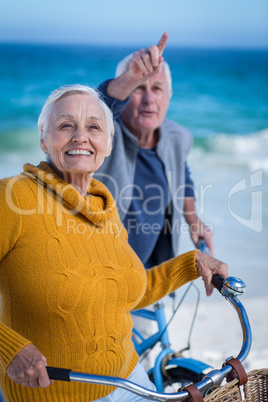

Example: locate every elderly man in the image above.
[97,33,213,270]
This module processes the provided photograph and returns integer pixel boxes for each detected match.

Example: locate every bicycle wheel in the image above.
[150,367,204,393]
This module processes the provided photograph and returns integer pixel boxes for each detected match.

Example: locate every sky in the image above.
[0,0,268,48]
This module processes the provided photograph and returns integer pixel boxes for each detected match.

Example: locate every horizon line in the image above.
[1,40,268,51]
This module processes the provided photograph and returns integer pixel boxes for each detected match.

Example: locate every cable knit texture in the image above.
[0,162,199,401]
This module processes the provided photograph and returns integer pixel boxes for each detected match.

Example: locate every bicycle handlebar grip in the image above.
[212,274,224,292]
[46,366,71,381]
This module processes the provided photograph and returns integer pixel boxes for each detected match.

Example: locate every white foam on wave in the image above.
[0,147,44,179]
[194,129,268,173]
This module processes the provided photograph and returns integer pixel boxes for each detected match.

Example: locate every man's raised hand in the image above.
[128,32,168,79]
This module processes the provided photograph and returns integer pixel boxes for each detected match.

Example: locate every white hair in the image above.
[115,53,172,98]
[38,84,114,149]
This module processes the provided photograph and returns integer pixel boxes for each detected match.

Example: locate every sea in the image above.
[0,43,267,300]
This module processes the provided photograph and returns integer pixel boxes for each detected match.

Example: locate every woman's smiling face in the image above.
[40,93,112,180]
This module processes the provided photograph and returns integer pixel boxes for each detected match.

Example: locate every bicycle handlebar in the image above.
[211,274,224,291]
[197,239,211,255]
[47,274,252,401]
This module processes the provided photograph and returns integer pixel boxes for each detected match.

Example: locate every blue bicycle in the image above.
[132,284,211,393]
[47,274,251,401]
[131,240,213,393]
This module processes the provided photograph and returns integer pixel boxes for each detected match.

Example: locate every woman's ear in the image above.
[40,129,48,153]
[105,132,113,157]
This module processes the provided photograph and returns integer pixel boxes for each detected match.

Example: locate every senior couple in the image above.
[0,33,224,402]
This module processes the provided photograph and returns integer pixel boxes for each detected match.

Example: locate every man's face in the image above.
[121,69,170,136]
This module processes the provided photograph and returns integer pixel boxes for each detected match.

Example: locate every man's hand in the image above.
[127,32,168,80]
[190,220,214,256]
[106,32,168,100]
[195,252,228,297]
[184,197,214,256]
[7,344,52,389]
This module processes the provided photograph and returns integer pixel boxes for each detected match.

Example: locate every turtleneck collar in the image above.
[22,162,117,227]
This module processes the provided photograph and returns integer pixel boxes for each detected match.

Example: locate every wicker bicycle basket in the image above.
[203,368,268,402]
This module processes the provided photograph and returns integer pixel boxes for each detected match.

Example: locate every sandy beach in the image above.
[168,292,268,372]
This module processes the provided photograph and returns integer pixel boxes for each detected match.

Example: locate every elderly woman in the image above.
[0,39,228,402]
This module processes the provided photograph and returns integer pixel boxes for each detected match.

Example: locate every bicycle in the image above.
[47,274,252,401]
[131,283,211,393]
[131,239,213,393]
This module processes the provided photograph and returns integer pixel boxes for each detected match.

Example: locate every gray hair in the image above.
[115,53,172,98]
[38,84,114,149]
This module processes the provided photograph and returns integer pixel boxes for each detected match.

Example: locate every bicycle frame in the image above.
[47,275,252,401]
[132,299,211,392]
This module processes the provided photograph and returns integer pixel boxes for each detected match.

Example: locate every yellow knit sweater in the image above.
[0,162,199,401]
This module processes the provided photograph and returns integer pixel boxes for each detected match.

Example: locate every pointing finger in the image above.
[157,32,168,56]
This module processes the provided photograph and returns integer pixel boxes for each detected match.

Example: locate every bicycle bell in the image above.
[223,276,246,297]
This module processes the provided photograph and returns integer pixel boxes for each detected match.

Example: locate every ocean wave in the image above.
[0,128,39,153]
[193,129,268,173]
[1,128,268,178]
[0,128,44,178]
